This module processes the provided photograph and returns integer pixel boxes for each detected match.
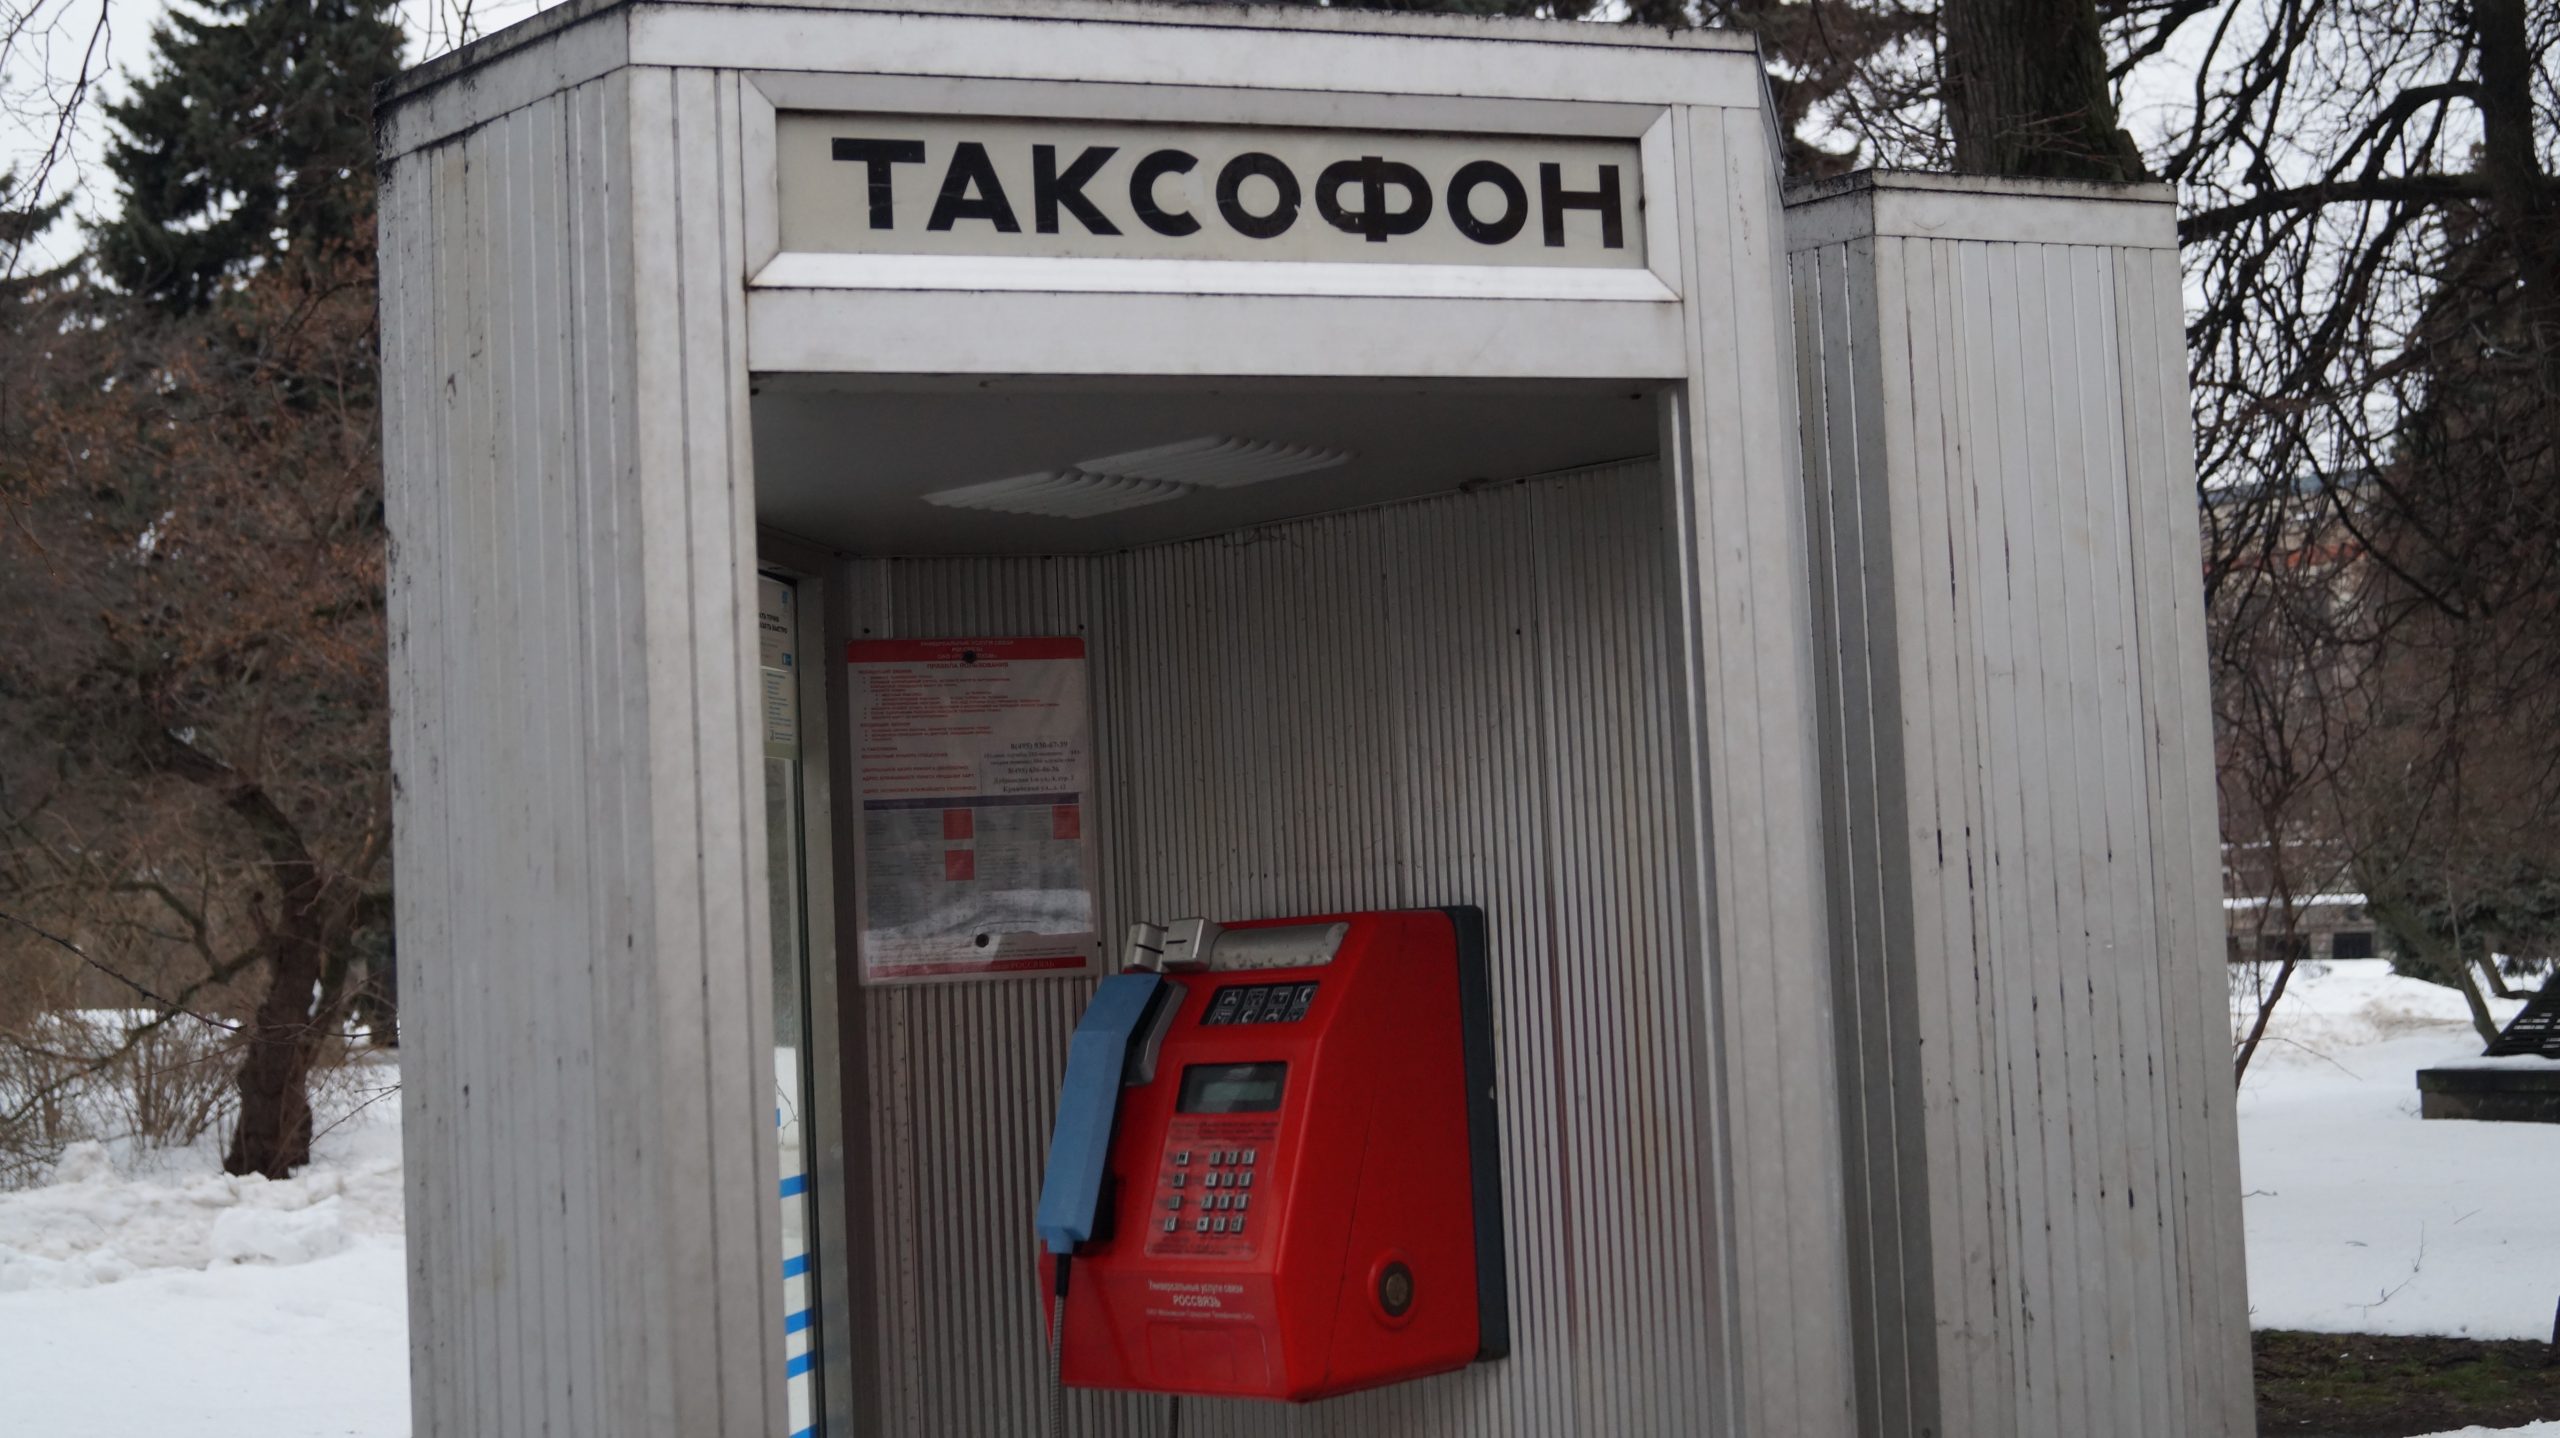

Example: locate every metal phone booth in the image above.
[379,5,2256,1437]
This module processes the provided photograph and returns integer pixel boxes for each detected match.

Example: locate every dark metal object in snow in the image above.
[2485,981,2560,1058]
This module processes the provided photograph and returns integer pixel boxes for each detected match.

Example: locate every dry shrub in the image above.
[0,1008,245,1189]
[113,1014,241,1150]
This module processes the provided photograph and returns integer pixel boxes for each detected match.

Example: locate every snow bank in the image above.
[2238,961,2560,1340]
[0,1080,402,1294]
[0,1061,409,1435]
[2237,956,2525,1058]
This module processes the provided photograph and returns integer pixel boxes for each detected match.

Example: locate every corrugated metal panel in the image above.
[1665,106,1863,1438]
[2115,242,2259,1437]
[386,63,787,1438]
[1786,190,2254,1438]
[842,464,1728,1436]
[1791,234,1940,1438]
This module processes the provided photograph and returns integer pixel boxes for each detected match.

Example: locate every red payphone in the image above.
[1034,907,1507,1404]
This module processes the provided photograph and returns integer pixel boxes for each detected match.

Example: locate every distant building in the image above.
[2224,889,2390,964]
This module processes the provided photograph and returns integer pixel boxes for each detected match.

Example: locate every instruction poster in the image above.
[848,637,1099,982]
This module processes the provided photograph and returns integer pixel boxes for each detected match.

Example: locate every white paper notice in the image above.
[758,577,798,752]
[848,637,1099,982]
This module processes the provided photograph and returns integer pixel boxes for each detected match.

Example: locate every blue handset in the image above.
[1035,971,1167,1255]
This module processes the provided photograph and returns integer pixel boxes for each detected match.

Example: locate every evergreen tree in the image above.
[2,173,75,296]
[94,0,404,311]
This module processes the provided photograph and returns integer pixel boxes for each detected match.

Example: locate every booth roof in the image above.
[1785,168,2177,211]
[380,0,1760,110]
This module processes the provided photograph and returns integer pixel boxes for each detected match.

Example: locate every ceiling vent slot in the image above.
[922,470,1191,518]
[1074,436,1353,490]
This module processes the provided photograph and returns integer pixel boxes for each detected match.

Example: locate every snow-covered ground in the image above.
[2237,959,2558,1341]
[2,967,2555,1435]
[0,1061,407,1436]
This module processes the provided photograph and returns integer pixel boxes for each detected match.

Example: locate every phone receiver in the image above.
[1035,971,1171,1255]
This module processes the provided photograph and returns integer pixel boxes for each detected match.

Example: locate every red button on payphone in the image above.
[1038,907,1507,1403]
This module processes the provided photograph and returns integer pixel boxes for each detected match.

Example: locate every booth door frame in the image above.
[707,62,1856,1437]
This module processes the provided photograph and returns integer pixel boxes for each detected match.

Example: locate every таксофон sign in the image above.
[776,114,1648,268]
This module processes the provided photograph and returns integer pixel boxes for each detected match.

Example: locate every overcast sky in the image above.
[3,0,561,273]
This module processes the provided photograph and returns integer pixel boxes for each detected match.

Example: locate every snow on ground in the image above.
[0,1060,408,1437]
[5,970,2559,1435]
[2236,959,2559,1340]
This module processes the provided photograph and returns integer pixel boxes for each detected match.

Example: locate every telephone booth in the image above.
[378,5,2254,1435]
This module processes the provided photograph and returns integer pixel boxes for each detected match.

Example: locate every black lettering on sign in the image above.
[927,141,1021,233]
[1447,160,1528,245]
[830,137,926,230]
[1129,149,1202,237]
[1215,152,1301,240]
[1034,144,1121,236]
[1315,155,1432,244]
[1539,162,1624,249]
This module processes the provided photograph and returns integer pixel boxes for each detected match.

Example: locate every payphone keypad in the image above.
[1144,1119,1275,1258]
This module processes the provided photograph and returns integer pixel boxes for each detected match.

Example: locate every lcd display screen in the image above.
[1176,1062,1288,1114]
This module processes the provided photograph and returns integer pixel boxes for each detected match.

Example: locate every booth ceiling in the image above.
[750,376,1661,556]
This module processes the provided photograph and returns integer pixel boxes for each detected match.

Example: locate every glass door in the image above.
[761,572,822,1437]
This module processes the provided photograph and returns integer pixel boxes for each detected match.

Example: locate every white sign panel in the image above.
[776,114,1645,269]
[849,637,1099,982]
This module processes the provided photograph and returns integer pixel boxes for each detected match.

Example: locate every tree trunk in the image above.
[174,760,350,1181]
[2370,890,2509,1049]
[1943,0,2150,181]
[2472,0,2560,398]
[224,874,333,1179]
[2452,957,2505,1049]
[2233,950,2301,1083]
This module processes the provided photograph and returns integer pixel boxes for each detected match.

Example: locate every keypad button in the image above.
[1163,1218,1177,1233]
[1164,1195,1181,1210]
[1211,1217,1227,1234]
[1174,1151,1190,1166]
[1195,1217,1209,1233]
[1235,1193,1249,1211]
[1171,1173,1185,1188]
[1241,1149,1257,1165]
[1231,1218,1247,1236]
[1238,1171,1253,1188]
[1285,984,1317,1021]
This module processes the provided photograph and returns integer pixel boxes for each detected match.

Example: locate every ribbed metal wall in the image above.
[386,66,789,1438]
[1787,204,2255,1438]
[841,462,1728,1436]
